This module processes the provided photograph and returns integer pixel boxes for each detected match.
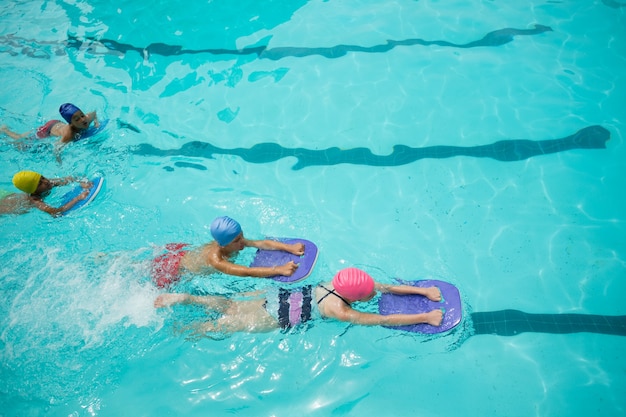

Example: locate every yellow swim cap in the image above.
[12,170,42,194]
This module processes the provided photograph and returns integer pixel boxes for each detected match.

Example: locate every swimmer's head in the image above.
[59,103,82,123]
[332,267,376,302]
[12,170,42,194]
[210,216,242,246]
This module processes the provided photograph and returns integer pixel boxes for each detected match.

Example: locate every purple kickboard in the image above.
[378,279,462,334]
[250,238,318,283]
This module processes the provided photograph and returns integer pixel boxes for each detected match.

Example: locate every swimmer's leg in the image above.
[197,299,279,334]
[154,293,188,308]
[0,125,30,140]
[84,251,109,264]
[154,293,232,312]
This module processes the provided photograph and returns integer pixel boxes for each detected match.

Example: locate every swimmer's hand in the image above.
[77,189,90,200]
[89,111,100,128]
[79,180,93,189]
[288,243,305,256]
[275,261,299,276]
[424,286,442,302]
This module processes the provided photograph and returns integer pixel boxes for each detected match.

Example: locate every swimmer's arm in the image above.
[30,189,89,216]
[245,239,305,256]
[212,256,297,278]
[376,283,442,301]
[59,131,74,144]
[49,176,80,186]
[51,177,91,190]
[331,308,432,326]
[376,283,430,295]
[54,131,74,162]
[86,111,99,128]
[218,261,297,278]
[53,140,69,163]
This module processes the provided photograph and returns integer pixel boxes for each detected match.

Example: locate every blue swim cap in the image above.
[59,103,81,123]
[210,216,242,246]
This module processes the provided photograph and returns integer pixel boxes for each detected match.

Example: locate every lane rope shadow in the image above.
[471,310,626,337]
[131,125,610,170]
[1,25,553,61]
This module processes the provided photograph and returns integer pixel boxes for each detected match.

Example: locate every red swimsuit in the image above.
[151,243,189,288]
[35,120,61,138]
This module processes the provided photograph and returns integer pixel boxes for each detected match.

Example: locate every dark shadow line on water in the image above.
[74,24,553,60]
[601,0,626,9]
[131,125,609,170]
[0,25,552,61]
[471,310,626,336]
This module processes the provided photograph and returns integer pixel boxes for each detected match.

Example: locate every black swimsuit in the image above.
[317,285,351,306]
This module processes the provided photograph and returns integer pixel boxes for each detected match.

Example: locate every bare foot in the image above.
[85,251,108,264]
[154,293,188,308]
[424,286,442,302]
[425,309,444,326]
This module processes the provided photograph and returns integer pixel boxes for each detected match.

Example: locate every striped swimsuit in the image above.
[264,285,350,329]
[264,286,317,329]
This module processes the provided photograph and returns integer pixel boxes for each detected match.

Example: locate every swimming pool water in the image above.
[1,0,625,416]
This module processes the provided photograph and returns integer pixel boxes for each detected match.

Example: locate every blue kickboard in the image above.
[60,176,103,214]
[75,119,109,141]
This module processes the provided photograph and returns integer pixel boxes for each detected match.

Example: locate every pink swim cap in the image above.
[332,267,375,301]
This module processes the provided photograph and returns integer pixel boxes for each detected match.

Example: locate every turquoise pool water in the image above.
[1,1,625,416]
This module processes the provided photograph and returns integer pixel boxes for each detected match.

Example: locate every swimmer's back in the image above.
[179,243,220,275]
[0,192,31,215]
[48,122,67,137]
